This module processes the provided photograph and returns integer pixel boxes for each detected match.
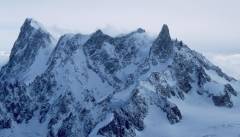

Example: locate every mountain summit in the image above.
[0,18,55,82]
[0,18,239,137]
[158,24,171,41]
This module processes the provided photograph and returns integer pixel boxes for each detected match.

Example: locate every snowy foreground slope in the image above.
[0,18,240,137]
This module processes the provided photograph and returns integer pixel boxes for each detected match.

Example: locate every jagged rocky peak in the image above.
[150,24,173,64]
[0,18,55,81]
[92,29,105,37]
[158,24,171,41]
[86,29,112,44]
[83,29,113,56]
[135,28,146,33]
[10,18,53,56]
[124,28,146,37]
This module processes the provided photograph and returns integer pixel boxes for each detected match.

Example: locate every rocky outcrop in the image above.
[98,89,147,137]
[212,84,237,108]
[0,80,35,125]
[212,93,233,108]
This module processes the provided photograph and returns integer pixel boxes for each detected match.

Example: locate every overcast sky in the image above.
[0,0,240,78]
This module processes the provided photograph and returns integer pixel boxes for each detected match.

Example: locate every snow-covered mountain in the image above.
[0,18,240,137]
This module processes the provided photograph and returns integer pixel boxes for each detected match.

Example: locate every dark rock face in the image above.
[150,24,173,64]
[197,67,211,87]
[39,103,50,123]
[45,93,78,137]
[173,53,194,94]
[48,33,89,69]
[104,58,120,74]
[148,72,175,98]
[83,28,152,90]
[114,35,138,67]
[224,84,237,96]
[98,112,137,137]
[0,81,35,125]
[212,93,233,108]
[154,95,182,124]
[166,105,182,124]
[30,72,57,103]
[98,90,147,137]
[212,84,237,108]
[0,118,11,129]
[83,30,123,88]
[84,30,112,57]
[57,113,77,137]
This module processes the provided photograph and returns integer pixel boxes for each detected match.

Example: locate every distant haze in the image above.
[0,0,240,78]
